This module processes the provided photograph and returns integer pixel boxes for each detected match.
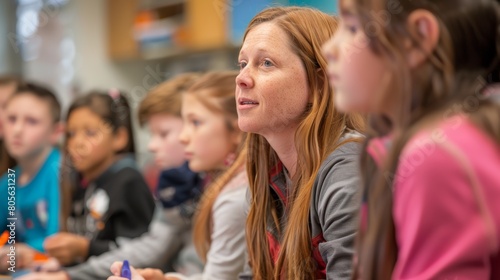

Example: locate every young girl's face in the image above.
[147,114,185,170]
[179,93,239,173]
[322,0,391,114]
[66,107,120,176]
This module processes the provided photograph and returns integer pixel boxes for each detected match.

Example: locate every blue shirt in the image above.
[0,148,61,252]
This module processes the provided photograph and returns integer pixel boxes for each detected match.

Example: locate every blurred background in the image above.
[0,0,338,173]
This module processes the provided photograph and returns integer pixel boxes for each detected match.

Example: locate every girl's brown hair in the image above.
[188,71,247,262]
[243,7,365,279]
[344,0,500,278]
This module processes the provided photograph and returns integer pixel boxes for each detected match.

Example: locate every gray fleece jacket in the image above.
[239,132,362,279]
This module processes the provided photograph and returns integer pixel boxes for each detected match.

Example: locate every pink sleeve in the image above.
[392,142,494,280]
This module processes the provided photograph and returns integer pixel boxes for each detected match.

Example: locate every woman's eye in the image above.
[238,61,247,70]
[263,60,274,67]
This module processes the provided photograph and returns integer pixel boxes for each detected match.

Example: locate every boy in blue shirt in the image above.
[0,83,63,271]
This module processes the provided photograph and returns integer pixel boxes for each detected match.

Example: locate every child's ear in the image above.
[50,122,65,145]
[404,9,440,68]
[112,127,129,152]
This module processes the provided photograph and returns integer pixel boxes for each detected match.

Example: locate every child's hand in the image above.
[43,233,89,266]
[108,261,145,280]
[16,271,69,280]
[136,268,167,280]
[32,257,61,272]
[17,244,37,269]
[0,245,11,272]
[0,243,37,271]
[164,277,181,280]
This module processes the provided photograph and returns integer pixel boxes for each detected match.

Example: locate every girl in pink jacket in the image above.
[322,0,500,279]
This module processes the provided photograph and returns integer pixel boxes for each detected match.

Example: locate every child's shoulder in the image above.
[403,114,498,160]
[93,157,144,196]
[41,147,62,173]
[49,147,62,161]
[0,171,8,185]
[397,115,500,185]
[105,166,143,187]
[220,169,248,194]
[29,148,61,185]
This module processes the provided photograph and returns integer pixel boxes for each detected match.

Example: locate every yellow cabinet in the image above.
[107,0,229,60]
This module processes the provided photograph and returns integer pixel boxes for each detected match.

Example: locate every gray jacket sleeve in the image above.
[66,202,191,280]
[166,185,248,280]
[238,189,254,280]
[199,186,248,279]
[312,141,362,280]
[237,254,253,280]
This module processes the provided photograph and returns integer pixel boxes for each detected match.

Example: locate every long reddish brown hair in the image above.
[243,7,365,279]
[343,0,500,279]
[188,71,248,262]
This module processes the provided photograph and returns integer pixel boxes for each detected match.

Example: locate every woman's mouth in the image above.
[237,98,259,110]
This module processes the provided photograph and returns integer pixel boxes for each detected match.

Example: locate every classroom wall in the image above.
[16,0,158,168]
[0,1,22,75]
[71,0,158,167]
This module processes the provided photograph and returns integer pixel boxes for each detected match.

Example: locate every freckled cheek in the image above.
[271,95,298,120]
[264,94,285,115]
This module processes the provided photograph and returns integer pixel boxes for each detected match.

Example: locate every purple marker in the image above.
[120,260,132,280]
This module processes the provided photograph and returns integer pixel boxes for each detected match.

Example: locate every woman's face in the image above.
[236,22,310,137]
[179,93,239,173]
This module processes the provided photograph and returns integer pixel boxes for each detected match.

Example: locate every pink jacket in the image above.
[369,115,500,279]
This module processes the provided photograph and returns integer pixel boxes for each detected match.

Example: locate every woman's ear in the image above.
[112,127,129,152]
[405,9,440,68]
